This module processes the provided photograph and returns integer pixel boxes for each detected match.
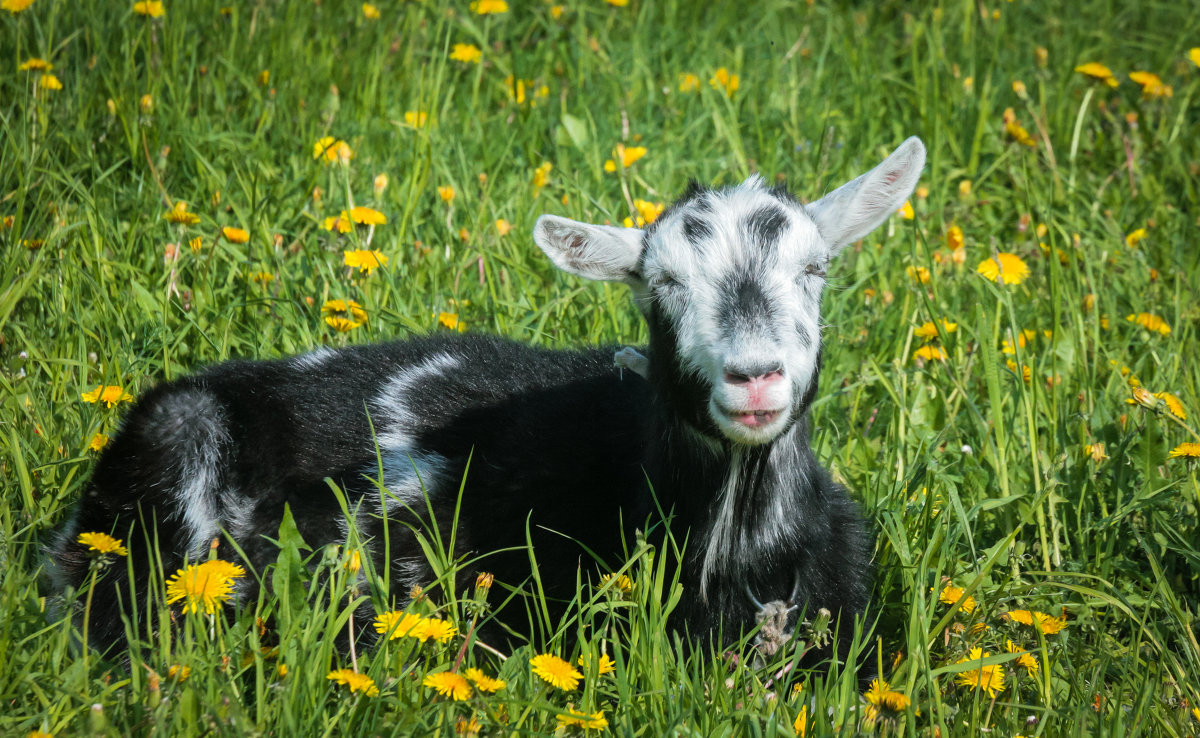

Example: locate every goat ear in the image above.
[806,136,926,252]
[533,215,644,283]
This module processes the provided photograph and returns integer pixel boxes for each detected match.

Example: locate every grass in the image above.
[3,0,1200,735]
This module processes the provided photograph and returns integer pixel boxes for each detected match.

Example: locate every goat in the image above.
[48,137,926,659]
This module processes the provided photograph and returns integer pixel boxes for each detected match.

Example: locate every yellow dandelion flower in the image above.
[374,610,424,640]
[344,549,362,573]
[1126,312,1170,335]
[530,653,583,690]
[450,43,482,64]
[1006,360,1033,383]
[343,249,388,274]
[164,201,201,225]
[1012,79,1027,97]
[709,67,740,96]
[326,669,380,696]
[1153,391,1186,420]
[323,211,353,233]
[1004,609,1067,634]
[532,161,553,191]
[599,573,635,595]
[132,1,165,18]
[897,200,915,220]
[39,74,63,91]
[1190,48,1200,68]
[906,265,931,284]
[82,385,134,408]
[469,0,507,14]
[495,219,513,236]
[423,671,472,700]
[325,316,362,332]
[249,271,274,285]
[556,709,608,730]
[464,667,507,692]
[914,320,957,342]
[403,111,428,128]
[976,253,1029,285]
[883,691,911,710]
[955,647,1006,697]
[1003,109,1037,147]
[349,206,386,226]
[578,652,617,675]
[167,664,191,681]
[257,69,269,85]
[412,617,457,643]
[165,560,244,614]
[793,705,808,736]
[1086,442,1108,463]
[1075,62,1118,88]
[19,57,53,71]
[1005,640,1039,673]
[678,73,701,92]
[1125,227,1147,247]
[88,433,110,452]
[913,345,947,362]
[438,185,456,203]
[2,0,36,13]
[322,299,368,324]
[958,179,972,198]
[361,3,379,19]
[605,0,628,5]
[1168,442,1200,460]
[1129,71,1172,99]
[438,312,465,332]
[373,173,388,194]
[312,137,353,165]
[221,226,249,244]
[937,583,978,613]
[188,236,203,253]
[77,531,128,557]
[606,143,648,171]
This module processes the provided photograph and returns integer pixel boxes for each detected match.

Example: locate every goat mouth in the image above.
[720,407,783,429]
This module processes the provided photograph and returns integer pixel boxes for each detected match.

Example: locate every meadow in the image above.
[3,0,1200,735]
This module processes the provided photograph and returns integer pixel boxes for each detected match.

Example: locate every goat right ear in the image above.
[533,215,644,283]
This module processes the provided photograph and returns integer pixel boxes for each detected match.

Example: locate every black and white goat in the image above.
[49,137,925,657]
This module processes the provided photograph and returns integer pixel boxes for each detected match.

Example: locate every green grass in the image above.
[3,0,1200,735]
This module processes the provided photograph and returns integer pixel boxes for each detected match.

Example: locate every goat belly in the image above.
[47,334,654,652]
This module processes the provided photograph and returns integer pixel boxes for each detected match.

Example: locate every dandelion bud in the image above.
[475,572,494,592]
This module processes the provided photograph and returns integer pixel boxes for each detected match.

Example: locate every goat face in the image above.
[534,137,925,446]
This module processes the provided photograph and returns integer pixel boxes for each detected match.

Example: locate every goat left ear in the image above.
[806,136,926,252]
[533,214,644,283]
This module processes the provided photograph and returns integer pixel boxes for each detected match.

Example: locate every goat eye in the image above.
[803,264,827,278]
[653,273,683,291]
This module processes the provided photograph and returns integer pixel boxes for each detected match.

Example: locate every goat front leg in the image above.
[613,347,650,380]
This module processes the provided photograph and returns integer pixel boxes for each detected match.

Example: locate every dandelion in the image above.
[167,664,191,681]
[438,312,464,332]
[456,716,481,735]
[423,671,472,700]
[189,236,203,253]
[905,265,931,284]
[578,652,617,675]
[221,226,249,244]
[344,549,362,573]
[549,4,564,19]
[913,345,947,362]
[139,94,154,112]
[450,43,482,64]
[374,610,424,640]
[164,201,201,225]
[1168,443,1200,460]
[464,667,507,692]
[1012,79,1027,97]
[864,678,910,725]
[1086,442,1109,463]
[603,144,648,172]
[1126,312,1170,335]
[403,111,428,128]
[77,532,128,557]
[958,179,972,198]
[322,299,367,332]
[438,186,456,203]
[605,0,628,5]
[88,433,109,452]
[599,573,635,596]
[39,74,63,91]
[132,1,165,18]
[1125,227,1147,247]
[556,709,608,730]
[326,669,380,696]
[1034,46,1049,67]
[312,137,353,165]
[793,705,808,736]
[1154,392,1186,420]
[361,3,379,19]
[1003,108,1037,147]
[257,69,269,86]
[469,0,507,13]
[373,173,388,195]
[2,0,36,12]
[678,73,700,92]
[532,161,553,191]
[1129,71,1172,99]
[530,653,583,690]
[165,559,245,614]
[349,206,386,225]
[955,647,1006,698]
[1006,640,1039,674]
[1004,609,1067,634]
[415,617,458,643]
[1006,360,1033,383]
[914,320,957,342]
[343,249,388,274]
[495,219,512,236]
[81,385,134,408]
[1075,62,1118,88]
[976,253,1030,285]
[937,583,977,613]
[323,211,353,233]
[897,200,914,220]
[709,67,739,96]
[1191,48,1200,68]
[19,58,53,72]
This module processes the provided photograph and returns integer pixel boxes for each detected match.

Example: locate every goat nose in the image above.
[723,365,784,385]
